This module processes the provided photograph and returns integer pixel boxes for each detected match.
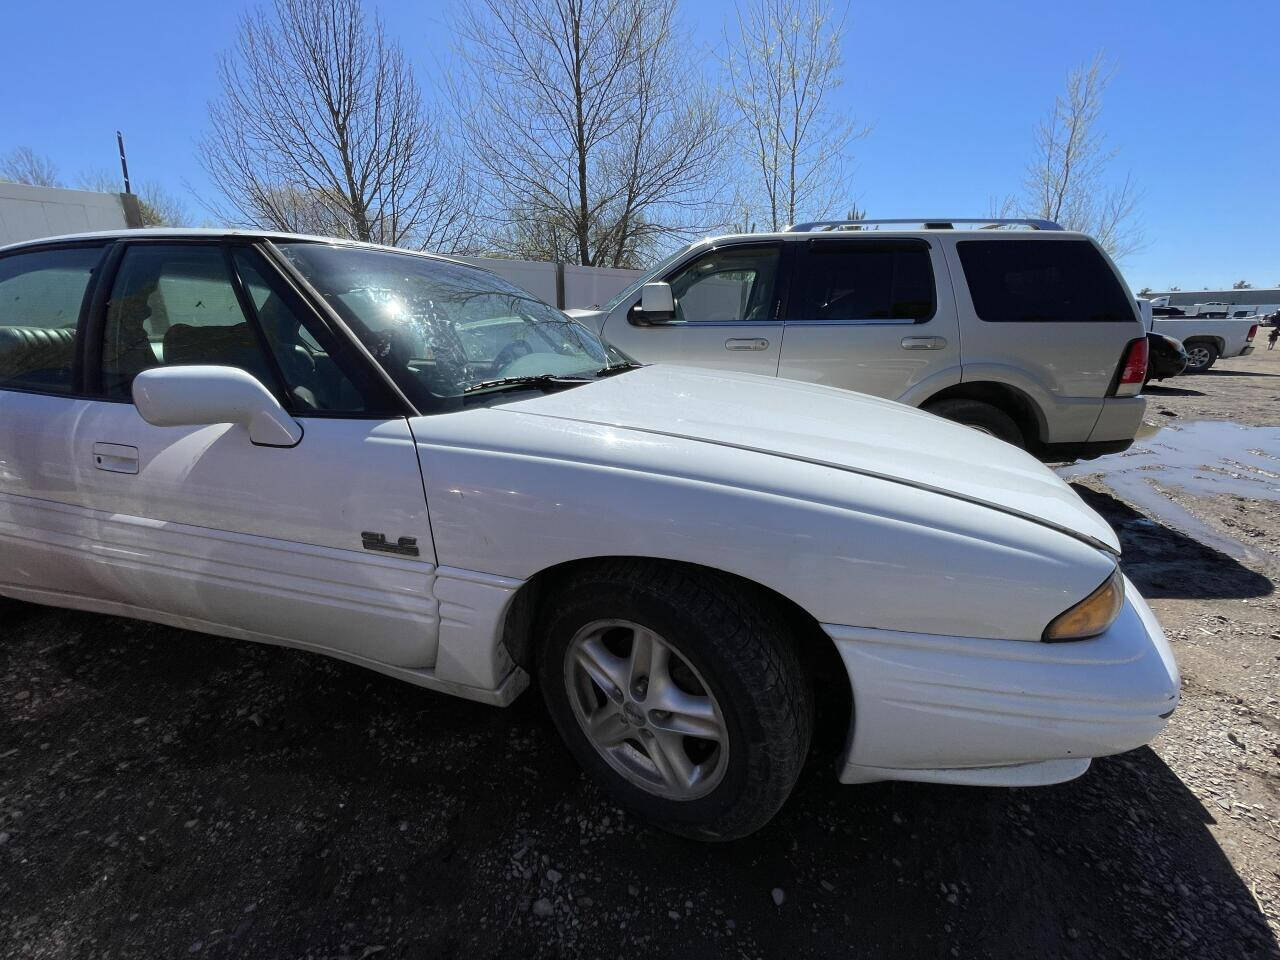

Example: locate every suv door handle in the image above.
[901,336,947,351]
[725,338,769,351]
[93,442,139,475]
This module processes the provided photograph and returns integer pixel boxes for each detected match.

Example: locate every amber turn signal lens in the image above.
[1043,569,1125,642]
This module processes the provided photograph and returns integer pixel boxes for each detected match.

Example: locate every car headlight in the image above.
[1043,569,1125,642]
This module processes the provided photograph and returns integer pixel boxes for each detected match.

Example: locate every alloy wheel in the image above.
[563,619,729,800]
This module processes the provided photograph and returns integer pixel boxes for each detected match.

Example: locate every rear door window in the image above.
[957,239,1135,323]
[0,246,103,393]
[797,239,935,322]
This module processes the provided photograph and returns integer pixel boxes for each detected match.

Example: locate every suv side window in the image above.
[665,244,781,324]
[0,246,103,393]
[957,239,1134,323]
[799,239,935,323]
[100,244,365,412]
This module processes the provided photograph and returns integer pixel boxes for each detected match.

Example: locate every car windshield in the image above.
[598,242,703,313]
[277,242,633,410]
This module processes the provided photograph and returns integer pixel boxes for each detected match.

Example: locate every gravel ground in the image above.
[2,347,1279,959]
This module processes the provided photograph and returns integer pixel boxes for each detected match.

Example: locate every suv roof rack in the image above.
[785,218,1064,232]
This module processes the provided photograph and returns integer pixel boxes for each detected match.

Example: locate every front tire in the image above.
[1183,341,1219,373]
[924,398,1024,448]
[537,560,813,841]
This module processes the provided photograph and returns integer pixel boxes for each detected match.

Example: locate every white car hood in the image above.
[499,364,1121,553]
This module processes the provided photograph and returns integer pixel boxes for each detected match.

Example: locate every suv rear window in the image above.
[957,239,1134,323]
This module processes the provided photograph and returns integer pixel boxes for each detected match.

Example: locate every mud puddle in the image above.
[1057,419,1280,558]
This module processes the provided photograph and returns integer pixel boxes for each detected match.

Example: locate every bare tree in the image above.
[1015,53,1143,261]
[199,0,474,252]
[449,0,729,267]
[77,170,191,226]
[1232,279,1252,289]
[722,0,866,232]
[1,147,62,187]
[1137,286,1153,296]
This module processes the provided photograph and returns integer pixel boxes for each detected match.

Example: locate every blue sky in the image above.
[2,0,1276,290]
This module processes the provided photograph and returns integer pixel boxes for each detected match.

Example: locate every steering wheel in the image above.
[493,339,533,372]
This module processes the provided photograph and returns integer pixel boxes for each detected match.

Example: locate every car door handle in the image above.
[725,338,769,351]
[901,336,947,351]
[93,442,139,475]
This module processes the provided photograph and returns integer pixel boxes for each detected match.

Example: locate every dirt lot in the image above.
[3,347,1279,959]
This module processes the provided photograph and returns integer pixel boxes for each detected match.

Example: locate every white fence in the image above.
[0,183,133,247]
[463,257,644,309]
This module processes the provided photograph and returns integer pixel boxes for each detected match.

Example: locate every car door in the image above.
[66,239,440,668]
[600,242,786,376]
[0,241,109,603]
[777,237,961,401]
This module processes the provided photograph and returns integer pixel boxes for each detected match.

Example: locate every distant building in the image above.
[1150,288,1280,317]
[0,182,142,247]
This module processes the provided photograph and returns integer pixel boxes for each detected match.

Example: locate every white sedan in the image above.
[0,230,1179,839]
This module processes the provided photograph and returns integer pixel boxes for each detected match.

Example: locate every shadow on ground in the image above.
[1143,383,1205,397]
[1196,369,1278,378]
[2,605,1276,959]
[1072,484,1274,600]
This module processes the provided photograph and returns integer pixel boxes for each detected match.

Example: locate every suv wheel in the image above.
[924,399,1024,448]
[1183,342,1219,373]
[537,560,813,841]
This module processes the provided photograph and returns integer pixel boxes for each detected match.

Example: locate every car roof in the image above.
[701,228,1091,244]
[0,227,478,269]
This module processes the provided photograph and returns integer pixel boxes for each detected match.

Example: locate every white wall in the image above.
[462,256,643,309]
[563,263,643,309]
[460,257,558,305]
[0,183,130,247]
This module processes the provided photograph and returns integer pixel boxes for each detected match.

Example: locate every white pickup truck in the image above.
[1136,300,1259,373]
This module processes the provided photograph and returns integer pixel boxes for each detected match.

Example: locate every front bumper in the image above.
[826,576,1179,787]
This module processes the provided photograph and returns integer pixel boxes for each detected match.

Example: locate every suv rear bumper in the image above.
[1035,395,1143,462]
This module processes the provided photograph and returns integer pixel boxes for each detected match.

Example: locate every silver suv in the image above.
[568,218,1149,461]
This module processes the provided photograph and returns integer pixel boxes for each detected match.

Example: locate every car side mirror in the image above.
[631,282,676,325]
[132,365,303,448]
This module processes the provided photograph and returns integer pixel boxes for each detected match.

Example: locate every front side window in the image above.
[0,246,103,393]
[277,243,630,410]
[957,239,1135,323]
[799,239,935,323]
[600,243,699,313]
[666,245,780,324]
[99,244,364,412]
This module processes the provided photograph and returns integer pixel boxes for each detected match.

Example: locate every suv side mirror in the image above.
[132,365,303,448]
[632,282,676,325]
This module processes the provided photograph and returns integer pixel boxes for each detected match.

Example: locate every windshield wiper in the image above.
[463,374,593,395]
[594,361,643,378]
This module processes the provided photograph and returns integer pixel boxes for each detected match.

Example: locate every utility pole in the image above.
[116,130,132,194]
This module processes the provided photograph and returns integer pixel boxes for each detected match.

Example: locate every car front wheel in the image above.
[537,560,813,841]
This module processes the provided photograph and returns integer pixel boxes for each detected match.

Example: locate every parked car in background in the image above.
[0,229,1180,840]
[1139,299,1259,373]
[568,219,1149,462]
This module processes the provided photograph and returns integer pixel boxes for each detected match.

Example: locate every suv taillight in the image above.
[1114,337,1148,397]
[1247,324,1258,342]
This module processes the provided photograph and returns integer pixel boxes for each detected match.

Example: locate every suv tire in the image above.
[924,399,1024,448]
[1183,341,1219,373]
[537,560,813,841]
